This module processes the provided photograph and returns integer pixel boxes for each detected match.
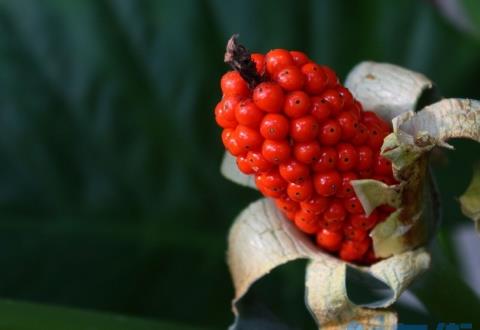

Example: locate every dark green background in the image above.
[0,0,479,328]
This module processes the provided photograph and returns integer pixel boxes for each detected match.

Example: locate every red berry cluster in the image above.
[215,47,397,264]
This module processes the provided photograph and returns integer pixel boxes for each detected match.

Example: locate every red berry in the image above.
[318,119,342,145]
[337,111,359,140]
[215,97,238,128]
[320,89,344,116]
[287,180,314,202]
[301,63,328,94]
[343,224,367,241]
[321,210,345,232]
[275,196,300,213]
[293,141,322,164]
[339,239,369,262]
[225,133,243,156]
[221,96,241,119]
[344,196,364,214]
[300,195,329,215]
[215,111,237,129]
[373,154,393,176]
[221,128,234,148]
[253,82,284,113]
[250,53,265,74]
[290,51,309,67]
[337,86,354,108]
[310,96,332,122]
[279,159,310,183]
[274,65,305,91]
[357,146,373,170]
[350,211,379,231]
[350,101,363,120]
[294,210,320,234]
[236,155,254,174]
[337,143,358,172]
[262,139,291,164]
[235,99,263,127]
[313,147,337,172]
[324,200,346,221]
[235,125,263,152]
[367,123,387,150]
[321,65,339,87]
[255,169,287,197]
[260,113,289,140]
[246,151,272,172]
[314,171,342,197]
[337,172,358,198]
[290,115,319,142]
[284,91,311,118]
[351,123,369,146]
[265,49,294,75]
[316,228,343,252]
[220,71,249,97]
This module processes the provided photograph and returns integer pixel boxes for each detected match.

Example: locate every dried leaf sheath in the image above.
[227,198,429,329]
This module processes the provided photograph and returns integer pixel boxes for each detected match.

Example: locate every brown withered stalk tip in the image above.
[224,34,263,88]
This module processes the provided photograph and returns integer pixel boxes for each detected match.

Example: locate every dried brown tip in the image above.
[224,34,262,88]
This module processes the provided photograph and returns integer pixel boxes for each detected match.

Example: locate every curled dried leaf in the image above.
[371,98,480,255]
[345,61,433,122]
[228,198,430,329]
[397,98,480,147]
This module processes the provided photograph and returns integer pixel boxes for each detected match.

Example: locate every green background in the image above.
[0,0,479,328]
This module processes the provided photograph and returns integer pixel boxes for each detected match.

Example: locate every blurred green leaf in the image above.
[0,299,210,330]
[462,0,480,34]
[411,241,480,325]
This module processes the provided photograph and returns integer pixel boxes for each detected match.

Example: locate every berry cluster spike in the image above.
[215,35,397,264]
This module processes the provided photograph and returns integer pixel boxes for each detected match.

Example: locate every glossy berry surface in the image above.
[260,114,289,140]
[215,46,397,264]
